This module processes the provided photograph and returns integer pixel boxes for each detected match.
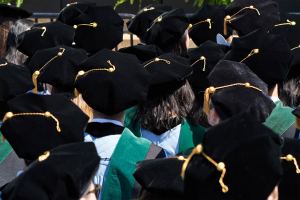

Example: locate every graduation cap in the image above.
[0,58,33,118]
[0,93,89,161]
[27,46,88,93]
[203,60,274,121]
[143,53,192,99]
[187,41,225,99]
[75,49,150,115]
[118,44,163,63]
[223,29,293,88]
[224,0,280,36]
[189,4,226,46]
[0,3,31,20]
[17,21,75,57]
[134,158,185,199]
[72,6,124,53]
[279,138,300,200]
[127,4,172,41]
[182,111,283,200]
[57,2,97,25]
[143,8,190,51]
[0,142,100,200]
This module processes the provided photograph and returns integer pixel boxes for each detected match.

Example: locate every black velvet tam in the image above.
[184,112,283,200]
[0,142,100,200]
[75,49,150,115]
[0,93,88,161]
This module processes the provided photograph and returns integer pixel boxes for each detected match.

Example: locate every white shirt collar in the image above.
[270,96,280,103]
[91,118,123,127]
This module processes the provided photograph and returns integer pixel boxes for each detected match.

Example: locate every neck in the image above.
[92,110,125,124]
[268,84,278,98]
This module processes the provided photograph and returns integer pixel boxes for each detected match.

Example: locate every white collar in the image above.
[270,96,280,103]
[91,118,123,127]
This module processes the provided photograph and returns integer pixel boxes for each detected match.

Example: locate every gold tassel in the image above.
[32,71,40,94]
[281,154,300,174]
[203,87,216,116]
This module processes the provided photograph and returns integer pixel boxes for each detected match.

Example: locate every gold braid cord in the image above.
[3,111,61,133]
[143,57,171,68]
[224,5,260,35]
[74,60,116,97]
[203,82,263,115]
[32,48,66,94]
[281,154,300,174]
[180,144,229,193]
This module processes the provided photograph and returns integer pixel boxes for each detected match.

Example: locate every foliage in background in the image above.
[0,0,23,7]
[114,0,232,9]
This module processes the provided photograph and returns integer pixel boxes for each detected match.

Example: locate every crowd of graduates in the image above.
[0,0,300,199]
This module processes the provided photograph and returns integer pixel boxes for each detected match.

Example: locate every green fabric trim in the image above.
[0,131,12,164]
[263,101,295,135]
[124,107,206,154]
[101,128,151,200]
[178,120,205,153]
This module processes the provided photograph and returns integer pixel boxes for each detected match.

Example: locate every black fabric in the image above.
[144,53,192,99]
[17,21,75,57]
[0,142,100,200]
[279,138,300,200]
[281,123,297,139]
[57,2,97,25]
[188,41,225,98]
[184,112,283,200]
[85,122,124,138]
[287,47,300,80]
[144,8,189,51]
[118,44,164,63]
[189,4,226,46]
[27,46,88,92]
[127,4,172,41]
[0,4,31,19]
[75,49,150,115]
[225,0,280,36]
[208,60,275,121]
[134,158,185,198]
[72,6,123,53]
[1,93,89,161]
[0,59,33,118]
[223,29,293,87]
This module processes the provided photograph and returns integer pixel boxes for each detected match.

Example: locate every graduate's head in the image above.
[134,54,194,134]
[0,142,100,200]
[143,8,191,56]
[0,93,89,162]
[74,49,150,117]
[126,4,172,43]
[27,46,88,95]
[203,60,275,126]
[183,112,283,200]
[223,29,293,91]
[58,3,123,54]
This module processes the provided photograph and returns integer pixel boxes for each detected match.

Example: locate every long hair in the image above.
[5,19,34,65]
[133,81,195,134]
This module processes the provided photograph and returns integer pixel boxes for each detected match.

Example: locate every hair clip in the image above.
[3,111,61,133]
[181,144,229,193]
